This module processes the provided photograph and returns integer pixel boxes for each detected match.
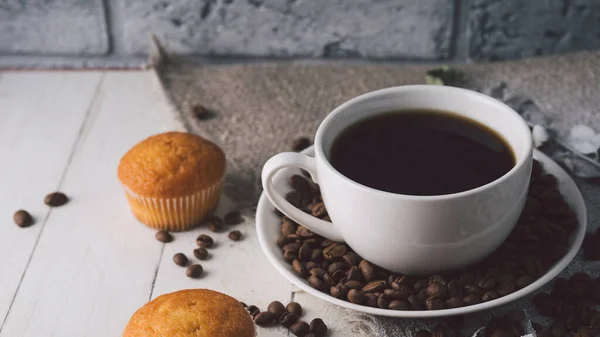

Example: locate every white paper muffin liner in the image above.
[123,180,222,231]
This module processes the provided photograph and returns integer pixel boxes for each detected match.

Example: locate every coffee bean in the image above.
[347,266,362,282]
[414,330,431,337]
[155,231,173,243]
[228,230,242,241]
[359,260,375,282]
[196,234,213,248]
[247,305,260,317]
[342,252,361,266]
[292,137,312,152]
[13,210,33,228]
[44,192,68,207]
[363,280,386,293]
[283,242,301,253]
[345,280,363,290]
[431,325,451,337]
[426,298,446,310]
[445,297,464,308]
[413,279,428,292]
[377,293,391,309]
[388,300,411,310]
[408,294,426,310]
[309,318,327,337]
[482,290,499,302]
[286,302,302,316]
[464,284,482,294]
[478,277,497,290]
[365,293,378,307]
[426,282,448,299]
[516,274,533,288]
[254,311,276,326]
[331,270,346,284]
[323,243,347,260]
[347,289,366,304]
[297,243,311,261]
[290,321,310,337]
[293,260,307,277]
[173,253,188,266]
[284,250,298,264]
[462,294,481,305]
[296,226,315,238]
[186,264,203,278]
[224,211,243,225]
[280,312,300,327]
[548,321,567,337]
[447,280,461,298]
[286,191,305,208]
[327,261,347,274]
[330,283,349,299]
[206,216,224,232]
[311,202,327,218]
[193,248,209,260]
[190,104,213,120]
[281,218,298,236]
[308,275,325,291]
[290,175,312,196]
[429,275,447,286]
[498,282,516,296]
[268,301,286,318]
[309,249,323,263]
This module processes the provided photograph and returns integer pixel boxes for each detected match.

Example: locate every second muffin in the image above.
[118,132,226,231]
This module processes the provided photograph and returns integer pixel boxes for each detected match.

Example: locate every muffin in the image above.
[118,132,225,231]
[123,289,255,337]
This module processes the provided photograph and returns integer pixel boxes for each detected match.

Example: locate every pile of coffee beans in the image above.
[242,300,328,337]
[532,272,600,336]
[276,159,580,311]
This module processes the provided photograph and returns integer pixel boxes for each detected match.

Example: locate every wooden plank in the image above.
[150,195,293,337]
[0,72,179,337]
[0,72,103,330]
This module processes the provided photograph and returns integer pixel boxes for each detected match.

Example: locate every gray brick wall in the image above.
[0,0,599,68]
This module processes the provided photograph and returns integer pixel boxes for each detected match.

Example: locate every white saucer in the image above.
[256,146,587,318]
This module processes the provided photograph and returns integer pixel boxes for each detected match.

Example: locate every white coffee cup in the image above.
[262,85,533,275]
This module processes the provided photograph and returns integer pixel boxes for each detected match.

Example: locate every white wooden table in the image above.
[0,71,370,337]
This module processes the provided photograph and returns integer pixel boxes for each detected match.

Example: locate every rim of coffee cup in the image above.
[314,84,533,201]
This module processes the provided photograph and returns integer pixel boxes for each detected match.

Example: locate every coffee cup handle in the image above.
[262,152,344,242]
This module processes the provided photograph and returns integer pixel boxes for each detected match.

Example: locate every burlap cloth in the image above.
[153,48,600,336]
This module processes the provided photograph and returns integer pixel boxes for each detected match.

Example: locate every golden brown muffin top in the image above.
[123,289,255,337]
[118,132,225,198]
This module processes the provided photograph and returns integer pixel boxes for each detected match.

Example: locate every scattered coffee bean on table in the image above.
[206,216,224,233]
[247,305,260,317]
[173,253,188,266]
[155,231,173,243]
[186,264,203,278]
[275,159,580,311]
[228,230,242,241]
[196,234,214,248]
[254,312,276,326]
[44,192,68,207]
[13,210,33,228]
[267,301,286,318]
[280,312,299,327]
[290,321,310,337]
[286,302,303,316]
[193,247,209,260]
[309,318,327,337]
[292,137,311,152]
[190,104,213,120]
[224,211,244,225]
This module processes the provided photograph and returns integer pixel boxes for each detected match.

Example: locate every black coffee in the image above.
[329,110,515,196]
